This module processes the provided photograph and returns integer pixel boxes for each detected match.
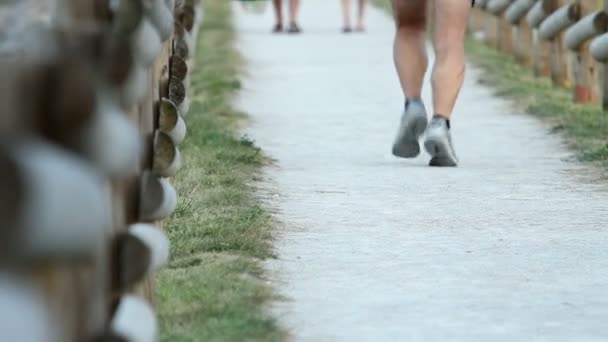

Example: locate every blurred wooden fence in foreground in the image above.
[0,0,201,340]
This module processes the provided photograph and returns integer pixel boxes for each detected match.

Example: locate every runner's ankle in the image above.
[432,114,450,129]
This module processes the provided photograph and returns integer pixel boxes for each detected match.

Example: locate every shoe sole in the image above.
[392,114,427,158]
[424,135,458,167]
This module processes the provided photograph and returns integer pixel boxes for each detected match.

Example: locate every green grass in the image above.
[371,0,391,10]
[156,1,285,341]
[372,0,608,167]
[463,39,608,166]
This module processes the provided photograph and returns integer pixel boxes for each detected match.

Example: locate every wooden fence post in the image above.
[565,1,606,103]
[506,0,537,65]
[51,4,110,340]
[471,7,485,34]
[527,0,554,77]
[486,0,512,50]
[537,0,579,86]
[518,19,535,65]
[604,0,608,109]
[485,10,499,46]
[499,13,514,53]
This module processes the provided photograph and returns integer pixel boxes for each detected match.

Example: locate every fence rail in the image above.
[0,0,201,340]
[471,0,608,107]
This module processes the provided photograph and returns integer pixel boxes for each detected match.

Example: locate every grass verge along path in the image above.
[464,39,608,167]
[155,1,284,341]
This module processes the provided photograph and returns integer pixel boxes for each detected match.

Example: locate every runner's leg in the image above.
[392,0,428,99]
[431,0,471,118]
[422,0,471,166]
[390,0,429,158]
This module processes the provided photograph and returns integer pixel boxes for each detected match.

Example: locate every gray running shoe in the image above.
[424,117,458,167]
[391,98,428,158]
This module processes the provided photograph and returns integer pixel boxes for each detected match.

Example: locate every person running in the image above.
[272,0,302,34]
[340,0,366,33]
[391,0,472,167]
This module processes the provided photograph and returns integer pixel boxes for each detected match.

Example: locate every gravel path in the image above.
[235,2,608,341]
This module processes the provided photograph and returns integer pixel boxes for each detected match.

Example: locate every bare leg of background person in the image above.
[272,0,283,32]
[356,0,366,31]
[392,0,428,99]
[341,0,352,32]
[287,0,302,32]
[431,0,471,119]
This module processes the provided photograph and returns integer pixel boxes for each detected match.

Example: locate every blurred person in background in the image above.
[390,0,472,167]
[340,0,366,33]
[272,0,302,33]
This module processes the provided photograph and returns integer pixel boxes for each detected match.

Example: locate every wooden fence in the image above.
[470,0,608,109]
[0,0,201,340]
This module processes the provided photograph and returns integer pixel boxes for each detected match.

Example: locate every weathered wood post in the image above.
[483,3,500,46]
[471,0,488,35]
[506,0,537,65]
[595,0,608,109]
[590,30,608,106]
[527,0,554,77]
[487,0,513,52]
[538,0,580,87]
[564,2,607,103]
[605,0,608,109]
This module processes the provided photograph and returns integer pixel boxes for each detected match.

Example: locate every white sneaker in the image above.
[424,117,458,167]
